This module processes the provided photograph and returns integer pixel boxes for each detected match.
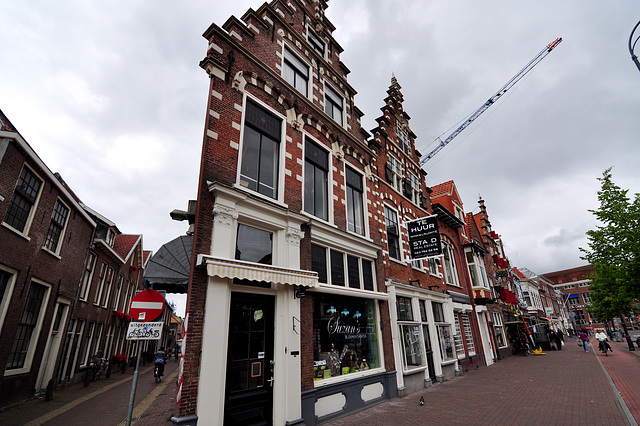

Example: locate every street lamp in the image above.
[630,20,640,72]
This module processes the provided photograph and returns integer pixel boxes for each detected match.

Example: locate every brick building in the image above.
[0,110,95,403]
[179,1,395,424]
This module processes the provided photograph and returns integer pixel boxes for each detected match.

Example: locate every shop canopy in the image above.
[199,255,319,288]
[143,235,192,293]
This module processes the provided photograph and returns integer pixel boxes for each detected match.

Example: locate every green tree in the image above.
[580,168,640,322]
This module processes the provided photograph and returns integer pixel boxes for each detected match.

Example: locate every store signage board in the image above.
[129,289,165,322]
[126,321,163,340]
[407,215,442,260]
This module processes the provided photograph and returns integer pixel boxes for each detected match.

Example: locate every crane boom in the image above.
[420,37,562,165]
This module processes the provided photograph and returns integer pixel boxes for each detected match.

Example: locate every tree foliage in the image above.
[580,168,640,321]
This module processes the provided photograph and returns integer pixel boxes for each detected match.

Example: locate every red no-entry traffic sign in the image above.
[130,289,165,322]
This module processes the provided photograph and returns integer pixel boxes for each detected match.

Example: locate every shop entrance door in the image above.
[224,293,275,425]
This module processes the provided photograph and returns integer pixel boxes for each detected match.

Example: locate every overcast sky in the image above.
[2,1,639,315]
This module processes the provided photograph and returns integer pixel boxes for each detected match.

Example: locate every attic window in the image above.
[396,122,411,155]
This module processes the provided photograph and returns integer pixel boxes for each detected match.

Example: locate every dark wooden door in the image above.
[224,293,275,425]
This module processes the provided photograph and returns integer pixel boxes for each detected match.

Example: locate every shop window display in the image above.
[313,294,379,381]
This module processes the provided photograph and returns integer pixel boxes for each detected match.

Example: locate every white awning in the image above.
[199,255,319,287]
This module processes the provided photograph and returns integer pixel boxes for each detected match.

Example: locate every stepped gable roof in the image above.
[114,234,143,264]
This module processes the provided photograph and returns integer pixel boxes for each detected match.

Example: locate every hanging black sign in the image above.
[407,215,442,260]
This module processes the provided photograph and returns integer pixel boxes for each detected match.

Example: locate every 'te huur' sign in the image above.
[406,215,442,260]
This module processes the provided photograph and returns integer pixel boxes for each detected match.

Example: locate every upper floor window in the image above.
[283,47,309,96]
[345,166,364,235]
[79,253,96,301]
[396,122,411,155]
[387,156,403,193]
[44,199,70,254]
[307,29,325,57]
[442,240,459,286]
[304,138,329,220]
[236,224,273,265]
[239,100,281,199]
[324,85,343,126]
[4,166,43,234]
[428,258,439,276]
[465,249,489,289]
[384,206,401,260]
[404,171,420,204]
[311,243,375,290]
[582,293,592,303]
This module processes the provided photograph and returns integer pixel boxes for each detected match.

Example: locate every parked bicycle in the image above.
[90,356,109,381]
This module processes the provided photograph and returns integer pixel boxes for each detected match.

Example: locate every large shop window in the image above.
[304,139,329,220]
[433,302,455,361]
[240,100,281,199]
[311,244,375,290]
[313,294,379,381]
[396,297,424,368]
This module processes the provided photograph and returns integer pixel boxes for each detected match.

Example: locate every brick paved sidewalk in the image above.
[0,358,181,426]
[597,339,640,423]
[327,338,636,426]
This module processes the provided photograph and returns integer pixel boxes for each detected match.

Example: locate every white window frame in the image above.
[406,171,420,205]
[324,83,344,126]
[312,244,376,291]
[461,312,476,356]
[388,155,403,193]
[453,314,465,358]
[93,262,108,305]
[2,164,44,238]
[492,312,508,348]
[100,266,114,308]
[303,135,332,222]
[43,198,70,255]
[384,205,402,261]
[79,252,96,301]
[4,279,52,377]
[282,45,310,97]
[465,248,489,289]
[442,240,460,287]
[344,164,367,237]
[113,274,124,311]
[396,121,411,155]
[236,95,287,204]
[306,26,326,58]
[0,265,18,335]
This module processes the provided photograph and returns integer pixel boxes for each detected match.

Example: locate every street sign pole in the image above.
[126,343,143,426]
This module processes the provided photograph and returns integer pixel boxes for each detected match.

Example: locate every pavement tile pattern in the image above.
[1,337,638,426]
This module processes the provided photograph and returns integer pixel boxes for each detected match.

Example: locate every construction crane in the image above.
[420,37,562,165]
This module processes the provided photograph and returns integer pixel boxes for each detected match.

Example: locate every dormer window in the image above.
[106,229,115,247]
[307,29,325,57]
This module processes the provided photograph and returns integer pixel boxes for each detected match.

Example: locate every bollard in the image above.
[45,379,54,401]
[84,368,91,387]
[106,362,112,379]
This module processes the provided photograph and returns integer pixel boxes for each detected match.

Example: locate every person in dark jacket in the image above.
[578,330,589,352]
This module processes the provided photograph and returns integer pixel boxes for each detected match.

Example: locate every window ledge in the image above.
[313,367,385,388]
[402,365,428,375]
[441,359,457,366]
[3,366,30,377]
[1,222,31,242]
[41,247,61,260]
[232,184,289,210]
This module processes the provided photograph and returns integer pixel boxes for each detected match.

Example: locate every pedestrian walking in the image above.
[579,330,589,352]
[549,331,558,351]
[554,329,563,350]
